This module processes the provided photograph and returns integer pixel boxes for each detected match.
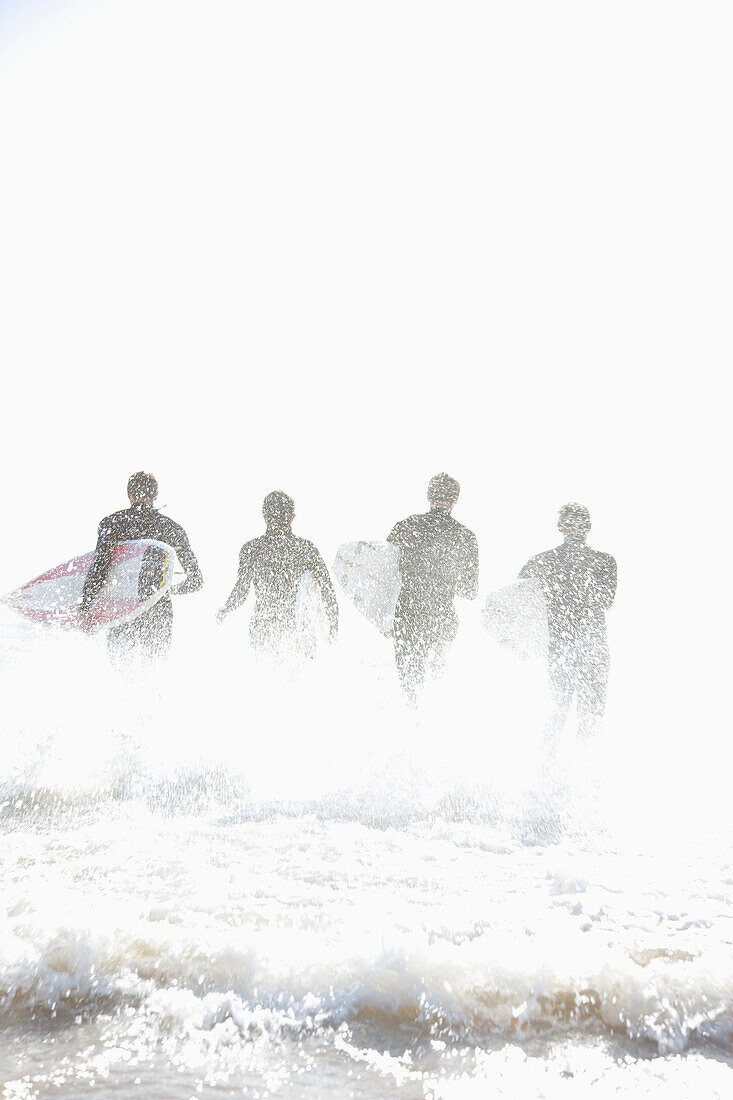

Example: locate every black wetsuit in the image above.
[519,538,617,721]
[80,502,203,663]
[220,523,338,653]
[387,508,479,695]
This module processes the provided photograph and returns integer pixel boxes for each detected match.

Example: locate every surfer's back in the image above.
[241,530,320,605]
[229,528,338,638]
[98,503,188,547]
[388,509,479,608]
[520,541,616,638]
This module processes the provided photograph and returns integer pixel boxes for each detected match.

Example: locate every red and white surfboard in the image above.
[2,540,179,633]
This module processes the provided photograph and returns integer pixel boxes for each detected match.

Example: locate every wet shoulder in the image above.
[292,535,326,565]
[242,532,311,562]
[526,547,559,569]
[104,507,131,525]
[153,514,194,552]
[98,508,132,536]
[240,534,266,557]
[391,513,424,533]
[389,512,432,541]
[445,514,477,544]
[591,547,616,570]
[156,513,187,539]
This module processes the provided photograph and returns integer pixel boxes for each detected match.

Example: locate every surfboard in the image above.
[295,571,332,650]
[2,540,179,633]
[333,541,401,634]
[482,578,549,659]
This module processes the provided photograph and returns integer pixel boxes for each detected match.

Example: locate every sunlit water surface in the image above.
[1,608,731,1099]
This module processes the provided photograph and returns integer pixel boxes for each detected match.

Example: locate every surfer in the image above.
[79,472,203,665]
[519,503,617,742]
[216,490,338,655]
[387,473,479,701]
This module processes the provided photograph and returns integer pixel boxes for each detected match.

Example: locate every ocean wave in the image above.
[1,914,731,1057]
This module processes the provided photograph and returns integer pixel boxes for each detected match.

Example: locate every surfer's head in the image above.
[428,473,460,512]
[263,490,295,529]
[558,502,591,541]
[127,471,158,505]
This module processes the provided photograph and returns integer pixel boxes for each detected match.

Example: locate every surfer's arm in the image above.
[456,534,479,600]
[217,545,253,620]
[79,520,115,611]
[170,532,203,596]
[310,550,339,639]
[596,554,617,610]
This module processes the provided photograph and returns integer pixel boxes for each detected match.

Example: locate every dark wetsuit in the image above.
[387,508,479,695]
[80,502,203,664]
[519,538,616,722]
[220,523,338,653]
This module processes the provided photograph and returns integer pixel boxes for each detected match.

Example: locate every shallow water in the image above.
[1,609,731,1098]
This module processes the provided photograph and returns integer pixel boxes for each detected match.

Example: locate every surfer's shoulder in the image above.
[151,513,197,557]
[393,513,430,543]
[593,548,616,568]
[388,514,416,541]
[289,536,325,567]
[156,512,186,538]
[295,535,318,552]
[524,548,556,572]
[447,514,477,541]
[97,508,127,535]
[404,512,430,530]
[239,535,263,555]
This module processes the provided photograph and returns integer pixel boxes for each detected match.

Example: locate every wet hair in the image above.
[127,471,158,502]
[558,502,591,535]
[263,490,295,525]
[427,472,460,508]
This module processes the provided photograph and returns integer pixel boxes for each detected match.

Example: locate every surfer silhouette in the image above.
[79,471,203,666]
[216,490,338,656]
[387,473,479,702]
[519,503,617,742]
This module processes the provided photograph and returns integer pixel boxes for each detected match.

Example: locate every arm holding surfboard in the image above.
[303,541,339,642]
[168,529,203,596]
[79,511,202,624]
[455,532,479,602]
[78,517,117,617]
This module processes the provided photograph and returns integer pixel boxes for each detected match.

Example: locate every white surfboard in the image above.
[333,541,401,634]
[482,578,549,659]
[2,540,179,634]
[295,571,332,650]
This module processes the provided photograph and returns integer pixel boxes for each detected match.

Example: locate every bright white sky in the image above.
[0,1,730,732]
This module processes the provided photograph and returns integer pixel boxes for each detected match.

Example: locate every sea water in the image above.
[1,607,731,1099]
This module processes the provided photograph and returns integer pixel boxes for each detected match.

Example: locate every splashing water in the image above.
[1,605,731,1099]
